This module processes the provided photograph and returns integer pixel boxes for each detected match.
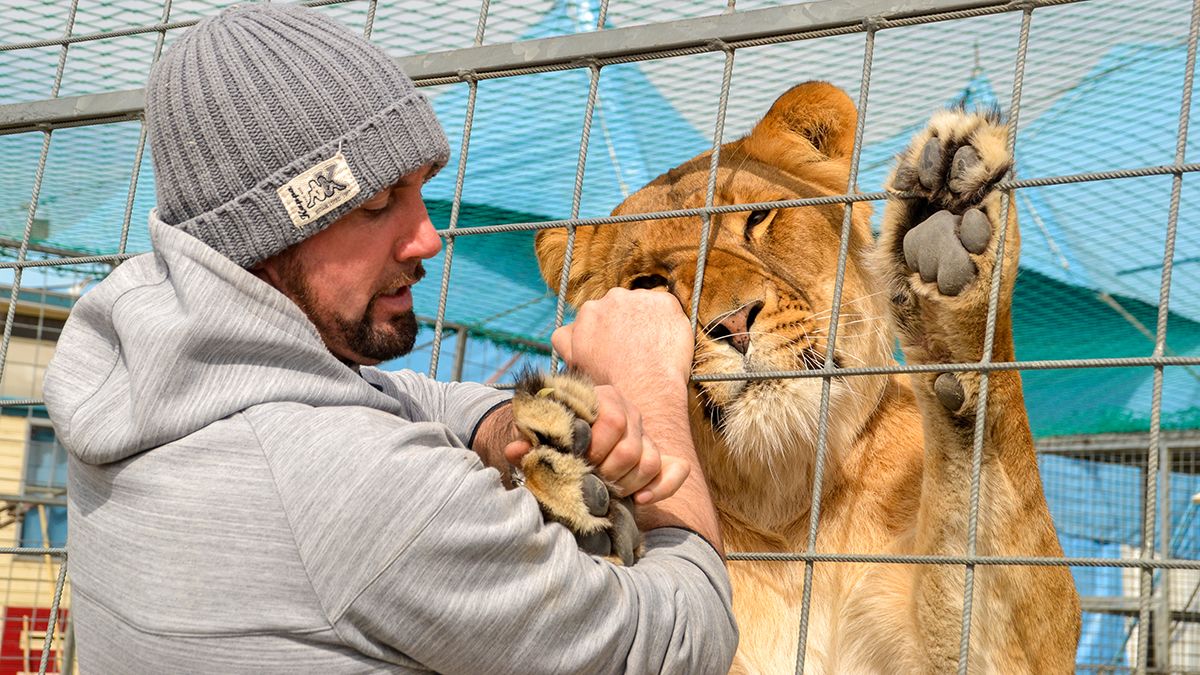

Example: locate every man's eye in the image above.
[362,199,390,214]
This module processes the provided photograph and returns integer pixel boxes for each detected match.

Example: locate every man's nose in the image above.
[397,208,443,261]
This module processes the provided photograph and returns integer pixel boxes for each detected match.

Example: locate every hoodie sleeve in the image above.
[333,465,739,675]
[251,404,736,674]
[361,367,511,445]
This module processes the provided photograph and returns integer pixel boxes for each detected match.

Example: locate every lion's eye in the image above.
[629,274,668,290]
[745,209,773,230]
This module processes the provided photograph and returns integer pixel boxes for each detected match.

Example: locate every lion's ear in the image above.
[739,81,858,170]
[534,224,612,306]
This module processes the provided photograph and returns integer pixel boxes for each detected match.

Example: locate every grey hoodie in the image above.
[42,215,737,674]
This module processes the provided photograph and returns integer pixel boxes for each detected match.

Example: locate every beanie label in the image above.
[276,151,362,229]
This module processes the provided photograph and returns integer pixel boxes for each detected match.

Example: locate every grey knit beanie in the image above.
[146,3,449,268]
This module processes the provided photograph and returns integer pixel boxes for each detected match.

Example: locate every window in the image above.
[19,424,67,548]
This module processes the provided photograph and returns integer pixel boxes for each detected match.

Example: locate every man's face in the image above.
[258,165,443,365]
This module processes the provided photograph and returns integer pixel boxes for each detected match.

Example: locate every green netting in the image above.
[1013,269,1200,438]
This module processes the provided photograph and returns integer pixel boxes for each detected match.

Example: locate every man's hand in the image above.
[503,384,690,505]
[550,288,694,393]
[485,288,724,555]
[547,288,724,554]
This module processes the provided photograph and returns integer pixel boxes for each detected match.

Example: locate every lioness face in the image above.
[614,160,892,462]
[537,82,893,473]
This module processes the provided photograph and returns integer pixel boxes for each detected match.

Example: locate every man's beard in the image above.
[275,253,423,363]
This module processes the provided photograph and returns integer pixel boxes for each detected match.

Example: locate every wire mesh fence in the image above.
[0,0,1198,672]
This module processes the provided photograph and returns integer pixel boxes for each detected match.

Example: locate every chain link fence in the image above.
[1,0,1197,672]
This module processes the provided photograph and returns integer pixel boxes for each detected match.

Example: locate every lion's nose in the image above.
[705,300,764,355]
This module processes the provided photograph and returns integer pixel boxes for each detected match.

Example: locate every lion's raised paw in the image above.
[876,110,1022,414]
[511,370,642,566]
[895,111,1010,296]
[880,109,1019,314]
[891,109,1011,214]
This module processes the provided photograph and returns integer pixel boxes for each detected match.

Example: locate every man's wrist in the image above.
[470,400,517,486]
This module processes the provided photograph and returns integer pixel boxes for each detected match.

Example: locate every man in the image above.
[42,4,736,673]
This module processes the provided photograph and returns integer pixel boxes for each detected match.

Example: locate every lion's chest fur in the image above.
[726,563,923,674]
[711,379,936,674]
[724,521,925,675]
[711,379,1029,674]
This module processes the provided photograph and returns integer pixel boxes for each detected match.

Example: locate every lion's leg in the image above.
[872,110,1080,672]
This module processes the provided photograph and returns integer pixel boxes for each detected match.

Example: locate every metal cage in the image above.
[0,0,1197,672]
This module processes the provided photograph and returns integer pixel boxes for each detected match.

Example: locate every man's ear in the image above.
[737,81,858,173]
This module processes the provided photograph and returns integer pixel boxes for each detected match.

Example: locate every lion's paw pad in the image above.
[511,370,643,566]
[902,209,993,296]
[934,372,966,412]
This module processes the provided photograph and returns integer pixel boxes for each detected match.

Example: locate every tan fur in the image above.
[512,371,642,564]
[511,371,599,450]
[535,81,1081,673]
[520,447,609,534]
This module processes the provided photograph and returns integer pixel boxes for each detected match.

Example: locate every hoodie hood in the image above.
[43,212,409,464]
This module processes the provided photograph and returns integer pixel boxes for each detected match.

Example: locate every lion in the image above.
[515,81,1081,673]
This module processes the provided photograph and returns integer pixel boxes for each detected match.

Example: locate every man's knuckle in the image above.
[640,449,661,477]
[595,402,626,435]
[627,405,643,429]
[611,439,640,468]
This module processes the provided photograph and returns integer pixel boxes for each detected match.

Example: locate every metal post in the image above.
[550,0,609,373]
[451,328,469,382]
[958,5,1033,671]
[1155,436,1172,671]
[60,617,73,675]
[687,43,735,336]
[429,0,491,377]
[37,557,67,675]
[0,0,81,388]
[118,0,174,256]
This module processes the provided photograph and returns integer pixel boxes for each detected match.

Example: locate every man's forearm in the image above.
[623,384,725,556]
